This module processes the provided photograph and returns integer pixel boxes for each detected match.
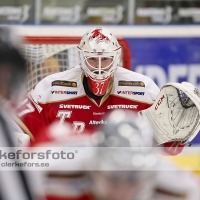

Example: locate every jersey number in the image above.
[95,82,105,95]
[17,98,35,117]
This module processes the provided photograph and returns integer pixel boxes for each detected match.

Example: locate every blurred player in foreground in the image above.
[92,110,200,200]
[0,26,35,200]
[30,110,200,200]
[16,26,200,155]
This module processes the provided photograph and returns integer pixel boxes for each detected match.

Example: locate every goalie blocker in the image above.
[140,82,200,154]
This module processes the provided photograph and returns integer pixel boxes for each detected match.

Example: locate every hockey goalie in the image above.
[16,27,200,156]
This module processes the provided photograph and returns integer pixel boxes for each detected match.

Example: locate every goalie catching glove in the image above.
[140,82,200,145]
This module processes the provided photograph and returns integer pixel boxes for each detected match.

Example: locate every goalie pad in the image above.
[141,82,200,145]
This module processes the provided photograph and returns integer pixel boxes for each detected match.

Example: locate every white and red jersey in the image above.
[16,66,184,154]
[17,66,158,137]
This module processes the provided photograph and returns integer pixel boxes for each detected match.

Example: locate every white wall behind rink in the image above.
[12,25,200,38]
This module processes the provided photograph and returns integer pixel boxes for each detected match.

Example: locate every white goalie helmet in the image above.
[77,27,121,96]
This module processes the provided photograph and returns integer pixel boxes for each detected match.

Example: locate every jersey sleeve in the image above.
[162,141,185,155]
[15,78,51,141]
[15,94,48,141]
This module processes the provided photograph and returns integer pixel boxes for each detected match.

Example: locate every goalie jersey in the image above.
[16,66,184,154]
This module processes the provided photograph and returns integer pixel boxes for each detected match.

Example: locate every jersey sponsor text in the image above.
[89,119,107,125]
[93,112,105,115]
[107,105,138,109]
[51,91,77,95]
[118,81,145,87]
[117,91,145,95]
[52,80,77,87]
[59,104,91,109]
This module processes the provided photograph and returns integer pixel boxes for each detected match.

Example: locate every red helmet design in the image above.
[89,29,110,43]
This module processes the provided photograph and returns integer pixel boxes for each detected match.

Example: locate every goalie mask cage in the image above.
[21,36,131,92]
